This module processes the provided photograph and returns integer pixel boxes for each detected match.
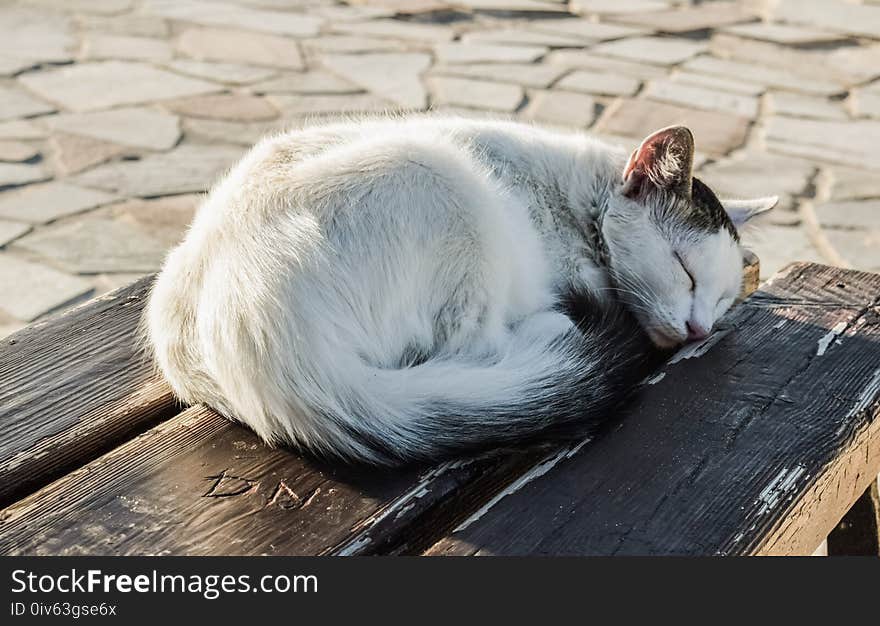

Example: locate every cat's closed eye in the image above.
[674,251,695,292]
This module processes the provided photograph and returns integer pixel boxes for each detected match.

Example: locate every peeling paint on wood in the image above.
[816,321,847,356]
[756,465,807,515]
[646,372,666,385]
[668,329,731,364]
[454,445,580,533]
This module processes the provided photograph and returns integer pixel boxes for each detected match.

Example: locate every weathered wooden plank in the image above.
[0,275,178,507]
[425,263,880,556]
[740,249,759,299]
[0,403,549,555]
[0,255,763,555]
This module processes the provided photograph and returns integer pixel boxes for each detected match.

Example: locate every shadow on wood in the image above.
[827,479,880,556]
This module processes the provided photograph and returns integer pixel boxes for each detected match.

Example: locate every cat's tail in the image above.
[287,297,660,464]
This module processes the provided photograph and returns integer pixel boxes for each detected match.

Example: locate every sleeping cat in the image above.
[145,115,776,464]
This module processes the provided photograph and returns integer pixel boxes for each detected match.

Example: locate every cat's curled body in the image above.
[146,115,775,464]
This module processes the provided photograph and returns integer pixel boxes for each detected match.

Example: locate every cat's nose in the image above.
[686,320,710,341]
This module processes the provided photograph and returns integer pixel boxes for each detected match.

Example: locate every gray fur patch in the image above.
[649,177,738,241]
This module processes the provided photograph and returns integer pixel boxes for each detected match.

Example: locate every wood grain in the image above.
[425,263,880,556]
[0,403,552,555]
[0,275,177,507]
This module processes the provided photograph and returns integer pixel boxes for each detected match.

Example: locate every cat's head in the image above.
[602,126,776,348]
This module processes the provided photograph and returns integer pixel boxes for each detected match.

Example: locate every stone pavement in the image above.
[1,0,879,337]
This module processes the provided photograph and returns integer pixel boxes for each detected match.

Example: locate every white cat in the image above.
[145,115,776,464]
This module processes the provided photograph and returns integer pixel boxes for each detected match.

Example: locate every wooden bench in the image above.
[1,256,878,556]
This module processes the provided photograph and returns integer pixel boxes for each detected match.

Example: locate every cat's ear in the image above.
[622,125,695,199]
[722,196,779,226]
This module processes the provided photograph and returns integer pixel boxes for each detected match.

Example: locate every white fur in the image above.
[145,114,769,462]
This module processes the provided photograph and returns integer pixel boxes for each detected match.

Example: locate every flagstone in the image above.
[828,168,880,201]
[250,72,361,95]
[591,37,707,66]
[528,20,647,42]
[851,91,880,119]
[313,5,395,22]
[0,141,38,163]
[164,94,279,121]
[43,107,181,151]
[82,34,173,62]
[177,28,305,70]
[0,181,118,223]
[74,144,244,197]
[182,119,280,146]
[523,90,597,128]
[0,87,55,121]
[598,99,749,156]
[774,0,880,40]
[825,230,880,271]
[431,63,567,89]
[571,0,671,14]
[49,132,128,176]
[0,57,39,77]
[645,80,759,117]
[0,254,92,321]
[331,19,454,43]
[90,272,147,297]
[721,22,846,45]
[77,14,170,38]
[557,70,640,96]
[767,141,880,172]
[710,35,880,86]
[611,2,755,32]
[681,56,841,96]
[740,225,824,279]
[545,50,667,79]
[0,163,49,188]
[814,200,880,231]
[143,0,323,38]
[765,116,880,171]
[101,193,200,247]
[428,77,523,112]
[698,152,814,211]
[301,36,406,54]
[455,0,569,11]
[321,53,430,109]
[28,0,134,14]
[270,94,398,117]
[434,43,547,64]
[165,60,277,86]
[12,217,170,274]
[0,319,24,338]
[0,120,46,140]
[0,220,30,247]
[770,92,848,121]
[460,29,589,48]
[672,71,763,96]
[19,62,220,112]
[0,8,74,64]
